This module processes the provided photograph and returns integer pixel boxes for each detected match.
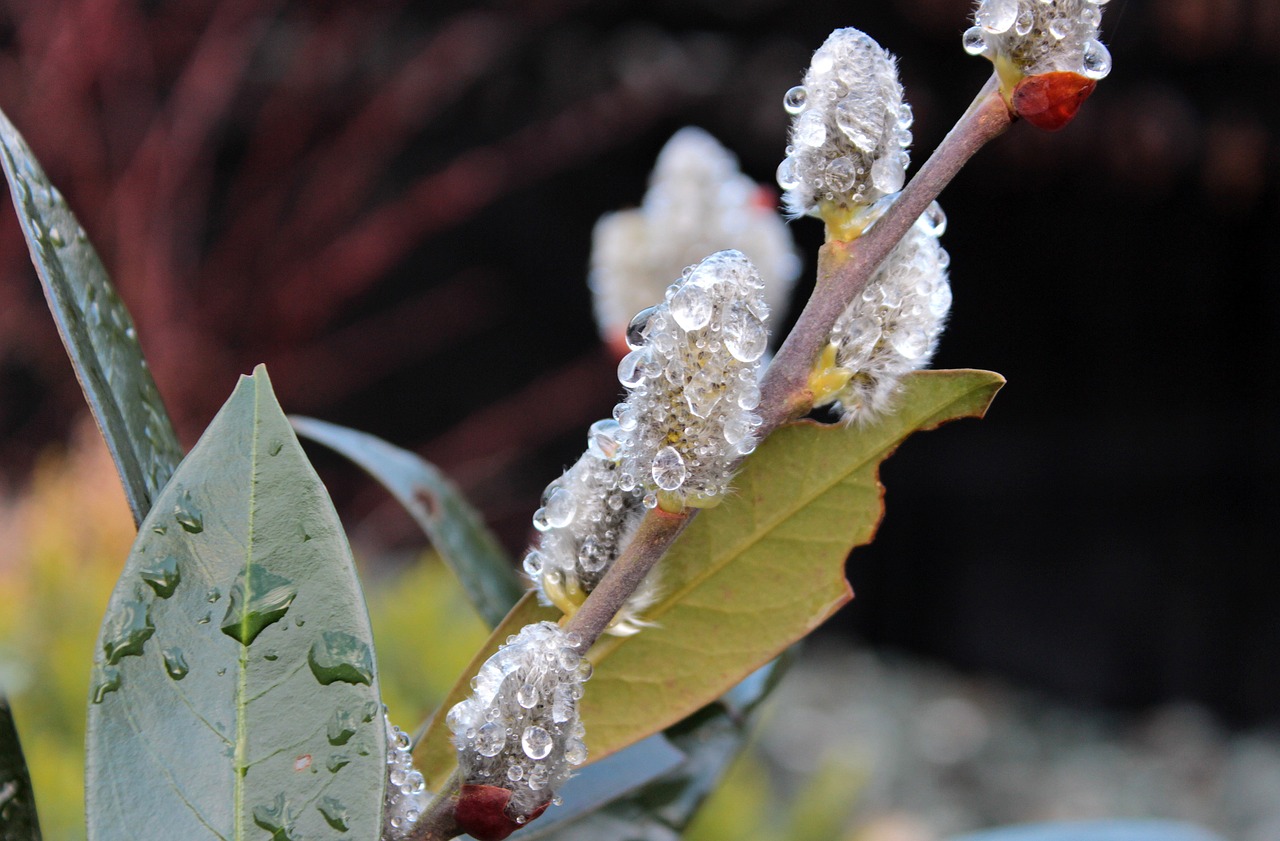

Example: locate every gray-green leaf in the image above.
[0,697,42,841]
[290,416,521,628]
[0,107,182,526]
[86,366,384,841]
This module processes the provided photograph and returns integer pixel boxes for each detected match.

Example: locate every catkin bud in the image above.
[448,622,591,838]
[777,28,913,240]
[523,419,655,636]
[590,127,799,353]
[382,717,428,839]
[964,0,1112,130]
[613,250,769,512]
[819,204,952,421]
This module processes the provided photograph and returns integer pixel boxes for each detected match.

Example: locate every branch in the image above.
[758,76,1011,435]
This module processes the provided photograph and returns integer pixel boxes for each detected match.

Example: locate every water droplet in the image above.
[617,349,648,388]
[578,535,608,573]
[207,588,220,603]
[47,226,64,247]
[90,664,122,703]
[507,764,525,782]
[1081,39,1112,80]
[263,650,278,661]
[268,439,284,456]
[891,327,931,361]
[626,304,659,349]
[792,111,826,148]
[308,631,374,686]
[475,721,505,757]
[669,280,714,331]
[103,599,155,664]
[327,708,358,746]
[976,0,1018,33]
[564,738,588,766]
[652,446,687,491]
[162,647,189,681]
[220,567,298,646]
[521,725,553,760]
[586,418,622,460]
[783,85,808,115]
[318,796,349,832]
[139,554,181,598]
[522,550,545,577]
[871,152,906,194]
[197,612,211,625]
[962,26,989,56]
[516,682,539,709]
[775,156,800,190]
[919,201,947,238]
[326,753,350,773]
[217,667,226,676]
[542,487,576,529]
[527,762,551,791]
[173,489,203,534]
[252,793,298,840]
[723,306,768,363]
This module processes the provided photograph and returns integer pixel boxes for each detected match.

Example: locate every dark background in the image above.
[0,0,1276,725]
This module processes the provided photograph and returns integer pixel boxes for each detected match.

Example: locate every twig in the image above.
[757,76,1010,436]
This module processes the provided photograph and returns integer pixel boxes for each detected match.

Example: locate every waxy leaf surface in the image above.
[0,108,181,526]
[86,367,384,841]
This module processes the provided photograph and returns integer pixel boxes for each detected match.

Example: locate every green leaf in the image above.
[290,416,522,628]
[86,366,385,841]
[0,108,182,526]
[0,697,43,841]
[416,369,1003,784]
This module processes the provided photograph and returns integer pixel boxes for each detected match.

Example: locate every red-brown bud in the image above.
[1011,71,1096,131]
[454,784,550,841]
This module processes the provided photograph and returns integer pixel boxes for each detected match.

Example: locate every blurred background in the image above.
[0,0,1277,838]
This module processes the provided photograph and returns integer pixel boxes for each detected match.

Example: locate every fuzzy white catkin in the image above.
[963,0,1112,80]
[613,249,769,508]
[448,622,591,821]
[590,127,799,345]
[524,419,656,636]
[382,717,428,840]
[828,205,952,421]
[777,28,913,222]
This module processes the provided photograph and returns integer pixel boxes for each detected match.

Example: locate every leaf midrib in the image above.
[233,378,262,841]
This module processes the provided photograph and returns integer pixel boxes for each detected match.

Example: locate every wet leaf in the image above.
[417,369,1002,784]
[0,697,42,841]
[290,416,522,628]
[86,366,385,841]
[0,108,182,526]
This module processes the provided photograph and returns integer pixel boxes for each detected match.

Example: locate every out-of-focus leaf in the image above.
[290,416,522,628]
[416,369,1003,786]
[0,697,42,841]
[0,108,182,526]
[947,822,1228,841]
[86,366,385,841]
[525,658,788,841]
